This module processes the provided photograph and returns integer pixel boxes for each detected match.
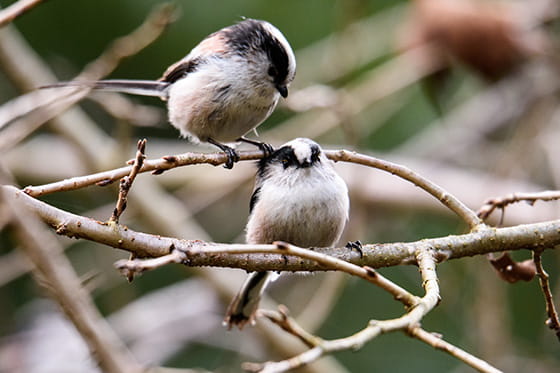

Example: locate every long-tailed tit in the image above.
[42,19,296,169]
[224,138,350,329]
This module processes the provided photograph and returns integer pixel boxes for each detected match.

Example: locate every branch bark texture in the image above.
[5,185,559,271]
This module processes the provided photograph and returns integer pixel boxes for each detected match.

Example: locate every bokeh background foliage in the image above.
[1,0,559,372]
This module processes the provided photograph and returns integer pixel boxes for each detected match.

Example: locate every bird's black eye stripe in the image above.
[223,19,290,85]
[264,38,289,85]
[257,144,320,174]
[272,146,297,169]
[310,144,320,163]
[268,65,278,77]
[257,146,296,172]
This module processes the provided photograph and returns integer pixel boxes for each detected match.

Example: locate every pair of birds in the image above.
[45,19,352,329]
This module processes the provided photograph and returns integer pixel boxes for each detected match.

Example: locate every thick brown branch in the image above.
[4,185,559,271]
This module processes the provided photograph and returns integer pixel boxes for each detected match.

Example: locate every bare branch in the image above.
[478,190,560,220]
[327,150,482,229]
[244,247,441,372]
[22,148,483,229]
[4,184,560,271]
[0,0,47,28]
[22,149,265,195]
[114,249,185,280]
[407,327,503,373]
[533,249,560,341]
[0,2,177,146]
[109,139,147,223]
[259,306,324,348]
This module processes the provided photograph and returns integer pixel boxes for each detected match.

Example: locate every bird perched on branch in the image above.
[42,18,296,169]
[224,138,350,329]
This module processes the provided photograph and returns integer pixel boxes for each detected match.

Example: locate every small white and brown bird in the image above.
[42,19,296,168]
[224,138,351,329]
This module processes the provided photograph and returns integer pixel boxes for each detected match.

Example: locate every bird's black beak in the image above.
[276,84,288,98]
[299,160,312,168]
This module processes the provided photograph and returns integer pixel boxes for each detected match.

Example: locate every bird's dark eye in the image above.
[268,66,277,77]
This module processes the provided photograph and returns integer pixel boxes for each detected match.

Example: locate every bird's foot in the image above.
[345,240,363,258]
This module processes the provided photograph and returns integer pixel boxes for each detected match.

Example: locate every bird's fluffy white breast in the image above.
[246,160,349,247]
[167,56,279,142]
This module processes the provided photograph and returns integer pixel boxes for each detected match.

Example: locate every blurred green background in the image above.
[1,0,559,372]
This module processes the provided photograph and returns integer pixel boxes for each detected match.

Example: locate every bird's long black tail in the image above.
[41,79,170,98]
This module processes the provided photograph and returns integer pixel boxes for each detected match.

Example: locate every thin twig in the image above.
[22,149,265,196]
[259,306,324,348]
[22,148,483,229]
[328,150,483,229]
[407,327,503,373]
[533,249,560,341]
[114,249,185,279]
[109,139,147,223]
[0,2,177,146]
[478,190,560,220]
[244,247,441,373]
[0,0,47,28]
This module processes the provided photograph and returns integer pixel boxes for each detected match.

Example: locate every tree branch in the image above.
[0,0,46,28]
[407,327,502,373]
[4,184,559,271]
[109,139,147,223]
[0,2,177,147]
[533,249,560,341]
[22,148,483,229]
[328,150,482,228]
[243,247,442,372]
[478,190,560,220]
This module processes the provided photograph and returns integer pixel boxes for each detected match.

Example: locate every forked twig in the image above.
[478,191,560,220]
[533,249,560,341]
[109,139,147,223]
[243,247,442,372]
